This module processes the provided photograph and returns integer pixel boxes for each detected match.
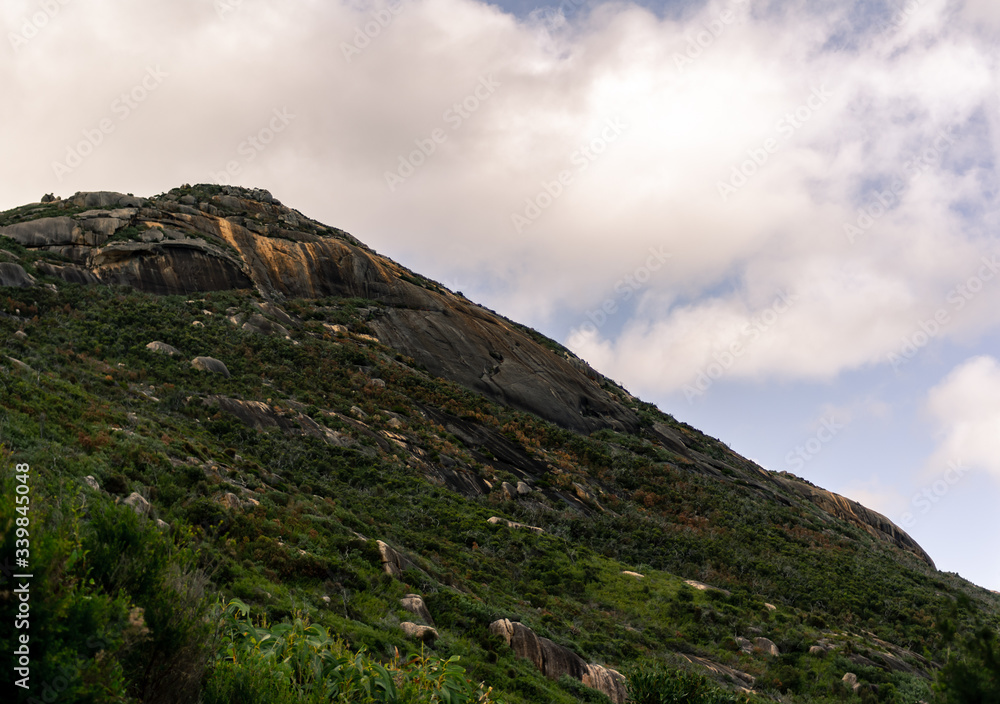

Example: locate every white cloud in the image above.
[1,0,999,397]
[925,356,1000,479]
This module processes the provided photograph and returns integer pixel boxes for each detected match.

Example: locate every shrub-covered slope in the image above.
[1,185,997,704]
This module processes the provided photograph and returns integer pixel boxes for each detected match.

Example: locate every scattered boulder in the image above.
[736,637,754,654]
[0,263,36,288]
[516,481,532,495]
[368,378,386,389]
[843,673,858,688]
[191,356,231,377]
[146,341,181,356]
[123,492,150,516]
[487,516,545,534]
[621,571,644,579]
[155,519,170,530]
[809,645,828,656]
[377,540,411,578]
[400,622,439,643]
[500,482,517,500]
[754,638,780,657]
[241,312,290,337]
[14,330,27,340]
[764,603,777,611]
[83,476,100,491]
[684,580,731,596]
[5,357,34,373]
[401,594,434,625]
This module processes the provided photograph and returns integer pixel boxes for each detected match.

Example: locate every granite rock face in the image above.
[0,188,638,436]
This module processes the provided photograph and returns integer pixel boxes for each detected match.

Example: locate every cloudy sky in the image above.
[3,0,999,589]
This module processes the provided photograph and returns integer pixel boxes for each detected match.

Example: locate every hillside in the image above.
[1,185,998,704]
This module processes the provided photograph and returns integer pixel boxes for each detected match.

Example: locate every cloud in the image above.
[924,356,1000,480]
[1,0,1000,398]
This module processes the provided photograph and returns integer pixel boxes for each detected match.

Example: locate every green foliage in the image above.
[626,664,764,704]
[209,599,496,703]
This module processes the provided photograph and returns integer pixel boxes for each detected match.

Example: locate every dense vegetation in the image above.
[2,195,998,703]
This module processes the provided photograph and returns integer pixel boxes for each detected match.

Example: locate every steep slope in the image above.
[2,184,997,704]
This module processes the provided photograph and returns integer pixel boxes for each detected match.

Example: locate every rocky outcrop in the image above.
[377,540,416,578]
[489,619,627,704]
[400,594,434,626]
[0,263,35,288]
[1,188,638,435]
[191,357,230,377]
[146,341,181,356]
[771,475,935,568]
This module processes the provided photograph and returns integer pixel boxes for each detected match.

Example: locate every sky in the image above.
[1,0,999,589]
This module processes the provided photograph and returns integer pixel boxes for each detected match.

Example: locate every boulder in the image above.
[400,622,439,643]
[34,261,101,285]
[809,645,827,656]
[489,619,626,703]
[241,313,290,337]
[582,665,628,704]
[123,492,150,516]
[69,191,146,209]
[155,519,170,530]
[500,481,517,500]
[487,516,545,534]
[14,330,27,340]
[83,476,100,491]
[621,571,644,579]
[400,594,434,625]
[843,673,858,687]
[377,540,409,578]
[146,341,181,356]
[191,356,231,377]
[5,357,34,373]
[1,217,79,247]
[736,637,753,654]
[516,481,532,495]
[754,637,780,657]
[684,580,731,596]
[0,263,36,288]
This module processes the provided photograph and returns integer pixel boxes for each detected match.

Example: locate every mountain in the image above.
[1,184,997,704]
